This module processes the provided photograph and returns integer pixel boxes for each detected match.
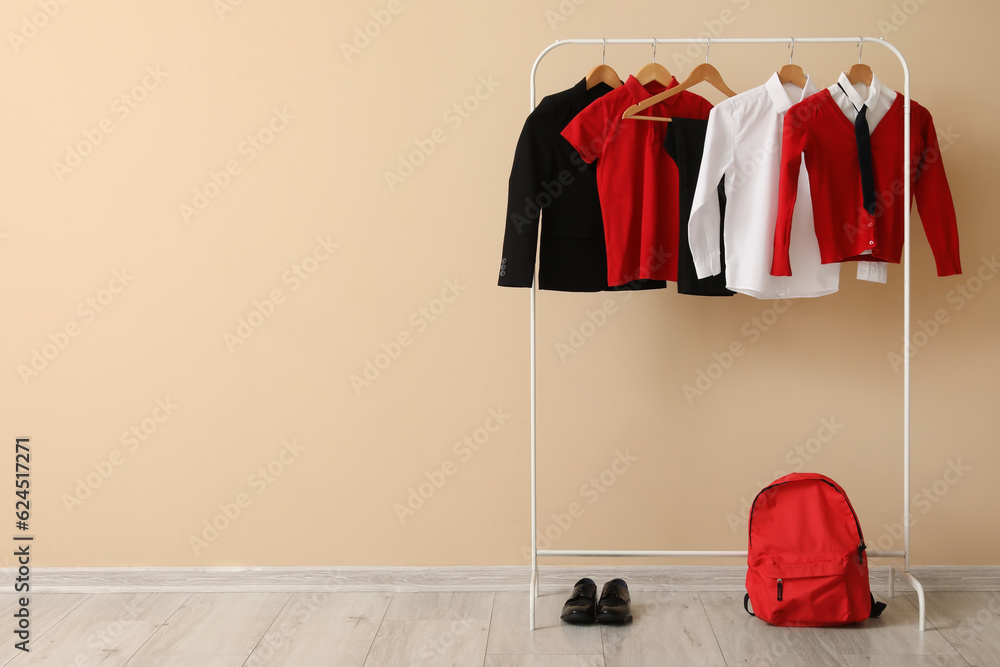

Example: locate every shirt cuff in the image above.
[692,252,722,279]
[770,258,792,277]
[856,261,888,284]
[934,256,963,277]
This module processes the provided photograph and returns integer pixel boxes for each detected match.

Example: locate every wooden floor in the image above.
[2,590,998,666]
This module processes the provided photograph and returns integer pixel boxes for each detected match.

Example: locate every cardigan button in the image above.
[869,241,875,246]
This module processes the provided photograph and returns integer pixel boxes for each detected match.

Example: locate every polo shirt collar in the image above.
[763,71,818,114]
[624,74,680,105]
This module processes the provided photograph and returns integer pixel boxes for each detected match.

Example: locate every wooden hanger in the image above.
[586,40,621,89]
[635,62,672,86]
[847,63,873,86]
[847,37,873,86]
[586,64,621,89]
[777,38,808,88]
[635,40,672,86]
[623,41,736,122]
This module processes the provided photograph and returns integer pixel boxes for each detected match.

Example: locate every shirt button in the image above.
[868,222,874,228]
[869,241,875,246]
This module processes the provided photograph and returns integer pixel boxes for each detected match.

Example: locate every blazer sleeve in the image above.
[771,103,810,277]
[688,102,735,278]
[913,106,962,276]
[498,107,555,287]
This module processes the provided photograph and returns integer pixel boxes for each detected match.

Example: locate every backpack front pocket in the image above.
[749,555,852,626]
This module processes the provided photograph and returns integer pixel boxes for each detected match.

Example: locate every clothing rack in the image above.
[527,36,927,631]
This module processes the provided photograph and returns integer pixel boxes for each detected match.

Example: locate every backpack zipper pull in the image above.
[858,541,866,563]
[776,578,783,601]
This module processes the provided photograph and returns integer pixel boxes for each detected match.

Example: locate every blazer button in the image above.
[500,271,506,277]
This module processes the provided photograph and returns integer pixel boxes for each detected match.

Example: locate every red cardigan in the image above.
[771,91,961,277]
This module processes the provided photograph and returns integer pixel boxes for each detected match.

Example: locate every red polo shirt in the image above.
[562,76,713,286]
[772,91,961,277]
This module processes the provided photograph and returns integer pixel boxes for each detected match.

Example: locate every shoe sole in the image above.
[560,613,596,624]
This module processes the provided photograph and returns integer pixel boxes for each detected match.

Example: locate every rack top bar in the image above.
[547,37,887,44]
[530,37,908,111]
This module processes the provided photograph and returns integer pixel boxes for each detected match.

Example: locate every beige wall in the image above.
[1,0,997,568]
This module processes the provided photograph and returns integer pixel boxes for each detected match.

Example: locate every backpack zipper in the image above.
[748,478,866,550]
[816,479,866,550]
[776,578,783,601]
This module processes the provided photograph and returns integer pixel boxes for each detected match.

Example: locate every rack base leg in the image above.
[888,565,896,598]
[529,568,537,631]
[893,566,926,632]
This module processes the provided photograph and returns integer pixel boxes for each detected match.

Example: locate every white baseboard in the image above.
[4,565,997,594]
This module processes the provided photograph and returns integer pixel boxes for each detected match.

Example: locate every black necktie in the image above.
[856,105,876,215]
[840,84,876,215]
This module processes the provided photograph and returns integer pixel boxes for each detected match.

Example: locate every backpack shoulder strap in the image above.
[870,593,887,618]
[743,593,755,617]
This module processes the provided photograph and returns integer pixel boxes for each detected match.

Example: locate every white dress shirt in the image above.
[828,72,898,284]
[689,73,840,299]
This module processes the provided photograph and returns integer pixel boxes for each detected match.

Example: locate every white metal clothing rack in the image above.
[527,37,927,631]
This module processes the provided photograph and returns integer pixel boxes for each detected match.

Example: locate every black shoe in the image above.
[597,578,632,624]
[560,577,597,624]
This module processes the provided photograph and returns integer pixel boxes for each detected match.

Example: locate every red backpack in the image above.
[744,472,886,626]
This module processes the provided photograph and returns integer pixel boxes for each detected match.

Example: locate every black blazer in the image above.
[499,78,664,292]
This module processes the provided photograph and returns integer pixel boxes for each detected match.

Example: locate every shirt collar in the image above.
[835,71,883,111]
[571,76,614,110]
[570,77,589,106]
[624,74,681,105]
[763,71,818,113]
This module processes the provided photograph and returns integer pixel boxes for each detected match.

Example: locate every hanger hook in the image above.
[705,38,711,64]
[602,38,607,65]
[858,36,864,64]
[788,37,795,65]
[652,39,657,62]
